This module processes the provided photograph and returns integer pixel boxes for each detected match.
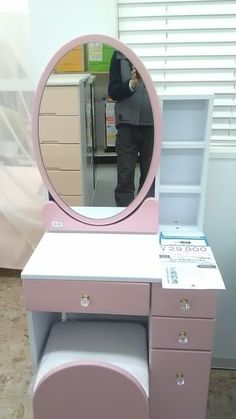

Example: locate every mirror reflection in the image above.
[39,42,154,216]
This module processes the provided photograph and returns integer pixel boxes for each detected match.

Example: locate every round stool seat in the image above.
[33,321,149,419]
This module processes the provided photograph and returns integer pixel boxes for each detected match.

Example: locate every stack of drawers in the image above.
[149,283,218,419]
[39,75,89,206]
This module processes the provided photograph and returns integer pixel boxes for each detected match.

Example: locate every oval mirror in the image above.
[33,34,161,225]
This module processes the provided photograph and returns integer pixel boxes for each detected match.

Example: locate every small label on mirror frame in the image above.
[52,220,64,228]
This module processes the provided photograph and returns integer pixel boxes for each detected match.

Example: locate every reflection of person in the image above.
[108,50,154,207]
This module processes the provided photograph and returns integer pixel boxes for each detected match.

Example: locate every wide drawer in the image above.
[150,349,211,419]
[40,143,81,170]
[39,116,81,143]
[47,170,82,195]
[60,195,84,206]
[40,86,80,115]
[151,283,217,318]
[23,280,150,315]
[150,316,215,350]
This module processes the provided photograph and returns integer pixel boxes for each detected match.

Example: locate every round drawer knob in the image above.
[80,294,90,307]
[176,373,185,386]
[180,298,190,311]
[178,331,188,344]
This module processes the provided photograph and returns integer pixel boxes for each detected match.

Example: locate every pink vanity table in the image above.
[21,34,220,419]
[22,227,218,419]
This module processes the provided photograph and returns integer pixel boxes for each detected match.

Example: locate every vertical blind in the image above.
[117,0,236,147]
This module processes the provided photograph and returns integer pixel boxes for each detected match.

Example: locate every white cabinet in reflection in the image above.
[39,73,95,206]
[159,95,213,233]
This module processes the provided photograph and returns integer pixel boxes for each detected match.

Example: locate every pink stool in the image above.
[33,321,149,419]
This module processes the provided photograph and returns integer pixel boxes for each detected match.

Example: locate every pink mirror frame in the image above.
[32,34,162,226]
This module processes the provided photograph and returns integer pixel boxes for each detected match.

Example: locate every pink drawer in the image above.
[23,280,150,315]
[150,349,211,419]
[151,283,218,318]
[150,316,215,350]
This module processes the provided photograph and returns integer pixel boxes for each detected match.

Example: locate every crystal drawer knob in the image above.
[176,373,185,386]
[180,298,190,311]
[80,294,90,307]
[178,331,188,344]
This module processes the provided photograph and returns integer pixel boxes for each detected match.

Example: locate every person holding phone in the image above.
[108,50,154,207]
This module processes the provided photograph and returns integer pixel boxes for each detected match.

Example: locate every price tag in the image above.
[159,233,225,290]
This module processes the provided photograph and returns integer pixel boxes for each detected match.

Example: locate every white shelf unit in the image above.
[158,95,213,234]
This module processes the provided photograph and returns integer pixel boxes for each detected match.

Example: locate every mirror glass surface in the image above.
[34,35,161,224]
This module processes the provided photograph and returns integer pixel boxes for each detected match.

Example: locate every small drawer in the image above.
[39,116,81,144]
[150,349,211,419]
[151,283,217,318]
[40,86,80,115]
[23,280,150,315]
[150,317,215,350]
[40,143,81,170]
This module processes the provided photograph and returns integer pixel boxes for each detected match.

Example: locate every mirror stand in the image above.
[43,197,159,234]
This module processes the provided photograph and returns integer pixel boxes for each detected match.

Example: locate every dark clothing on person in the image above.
[108,51,153,127]
[115,124,154,206]
[108,50,154,207]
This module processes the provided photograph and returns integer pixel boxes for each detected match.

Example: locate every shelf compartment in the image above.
[163,99,208,142]
[159,185,201,194]
[162,141,205,149]
[159,192,200,226]
[160,148,204,186]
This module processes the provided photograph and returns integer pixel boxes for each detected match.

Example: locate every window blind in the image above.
[118,0,236,147]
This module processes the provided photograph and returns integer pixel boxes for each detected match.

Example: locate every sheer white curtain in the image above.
[0,1,46,269]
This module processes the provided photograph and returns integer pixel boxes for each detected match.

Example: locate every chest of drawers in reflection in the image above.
[39,73,95,206]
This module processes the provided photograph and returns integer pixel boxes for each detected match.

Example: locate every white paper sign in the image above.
[159,234,225,290]
[88,43,103,61]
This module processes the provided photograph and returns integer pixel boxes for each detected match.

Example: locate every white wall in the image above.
[204,151,236,364]
[28,0,117,83]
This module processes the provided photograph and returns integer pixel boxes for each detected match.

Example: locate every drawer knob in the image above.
[180,298,190,311]
[176,373,185,386]
[80,294,90,307]
[178,331,188,344]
